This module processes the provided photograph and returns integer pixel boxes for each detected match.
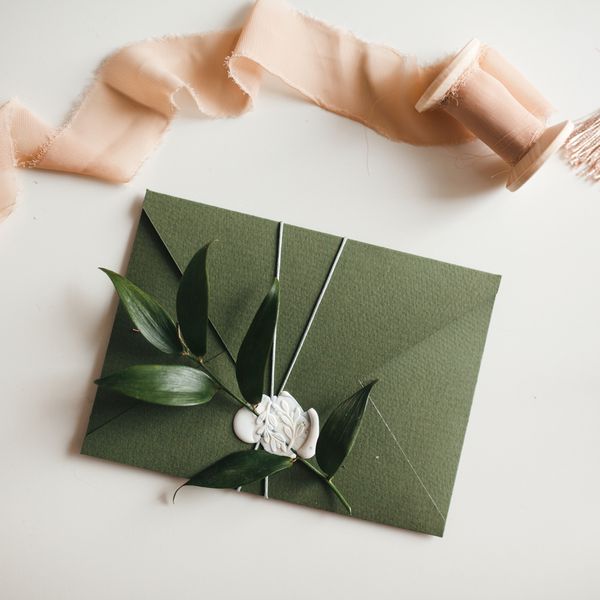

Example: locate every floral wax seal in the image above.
[233,391,319,459]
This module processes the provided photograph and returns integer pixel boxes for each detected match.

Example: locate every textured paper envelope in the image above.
[81,190,500,536]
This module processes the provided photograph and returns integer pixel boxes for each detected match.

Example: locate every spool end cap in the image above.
[415,39,481,113]
[506,120,573,191]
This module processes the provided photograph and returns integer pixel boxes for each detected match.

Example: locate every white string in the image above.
[278,237,347,394]
[263,222,284,500]
[369,397,446,523]
[239,223,283,500]
[242,228,345,501]
[270,222,284,398]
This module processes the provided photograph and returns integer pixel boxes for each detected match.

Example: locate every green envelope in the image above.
[81,190,501,536]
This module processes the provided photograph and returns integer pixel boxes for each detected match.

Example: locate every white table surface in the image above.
[2,1,599,598]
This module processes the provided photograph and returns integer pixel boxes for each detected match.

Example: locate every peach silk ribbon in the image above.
[0,0,552,221]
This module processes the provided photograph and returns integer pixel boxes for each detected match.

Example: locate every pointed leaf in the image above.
[101,268,181,354]
[176,243,211,357]
[235,279,279,405]
[316,380,378,477]
[178,450,293,493]
[95,365,219,406]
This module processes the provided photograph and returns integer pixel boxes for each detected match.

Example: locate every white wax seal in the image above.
[233,391,319,459]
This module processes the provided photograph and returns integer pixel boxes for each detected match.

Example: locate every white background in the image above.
[1,1,599,598]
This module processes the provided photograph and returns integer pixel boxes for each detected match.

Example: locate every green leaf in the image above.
[175,450,293,498]
[95,365,219,406]
[316,380,378,478]
[176,243,211,358]
[235,279,279,405]
[101,268,181,354]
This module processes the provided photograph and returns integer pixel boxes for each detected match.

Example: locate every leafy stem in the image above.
[99,254,362,516]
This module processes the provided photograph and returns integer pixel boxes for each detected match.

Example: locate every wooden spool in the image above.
[416,39,573,191]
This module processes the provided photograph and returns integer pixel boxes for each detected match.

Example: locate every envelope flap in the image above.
[283,238,500,410]
[144,190,499,403]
